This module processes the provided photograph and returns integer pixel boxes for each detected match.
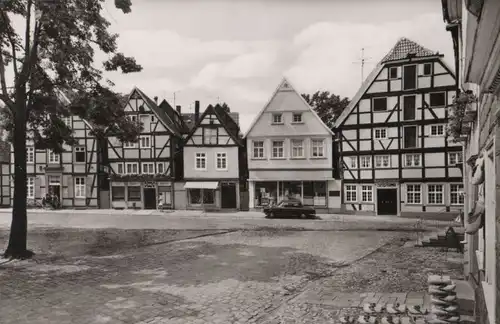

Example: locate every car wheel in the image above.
[300,213,307,219]
[268,212,275,219]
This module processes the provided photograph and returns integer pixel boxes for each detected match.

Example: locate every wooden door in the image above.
[377,188,398,215]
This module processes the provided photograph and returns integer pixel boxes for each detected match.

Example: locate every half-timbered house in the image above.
[10,115,100,208]
[334,38,462,217]
[245,78,342,213]
[179,104,245,210]
[107,88,183,210]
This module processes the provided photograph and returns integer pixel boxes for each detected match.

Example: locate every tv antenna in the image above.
[352,47,374,83]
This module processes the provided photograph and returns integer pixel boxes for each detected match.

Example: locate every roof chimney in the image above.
[176,105,181,114]
[194,101,200,123]
[153,96,158,104]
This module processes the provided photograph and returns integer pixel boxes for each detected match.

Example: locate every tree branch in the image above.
[0,44,15,113]
[25,0,32,59]
[15,13,41,89]
[0,11,19,80]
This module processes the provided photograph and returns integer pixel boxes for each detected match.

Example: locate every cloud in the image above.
[285,13,454,97]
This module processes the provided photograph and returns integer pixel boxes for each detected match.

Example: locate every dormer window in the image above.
[292,113,302,123]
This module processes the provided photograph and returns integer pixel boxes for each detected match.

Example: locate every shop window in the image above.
[128,186,141,201]
[301,181,327,206]
[112,187,125,201]
[254,181,278,207]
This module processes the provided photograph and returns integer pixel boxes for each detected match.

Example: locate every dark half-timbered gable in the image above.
[107,87,182,210]
[334,38,462,217]
[10,114,100,209]
[178,104,245,210]
[245,78,342,213]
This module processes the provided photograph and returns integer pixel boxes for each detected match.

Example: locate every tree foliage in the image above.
[0,0,143,258]
[302,91,350,129]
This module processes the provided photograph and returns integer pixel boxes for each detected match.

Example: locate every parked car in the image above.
[263,199,316,219]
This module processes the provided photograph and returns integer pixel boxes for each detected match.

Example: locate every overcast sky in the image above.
[7,0,454,133]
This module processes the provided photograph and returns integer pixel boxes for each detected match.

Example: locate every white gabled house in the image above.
[245,78,342,213]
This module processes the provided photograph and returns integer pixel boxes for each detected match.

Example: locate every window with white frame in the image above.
[272,140,285,158]
[406,184,421,204]
[62,116,71,126]
[349,157,357,169]
[142,162,155,174]
[374,128,387,139]
[123,141,137,148]
[48,150,60,163]
[405,154,421,167]
[430,124,444,136]
[292,113,302,123]
[252,141,265,159]
[27,177,35,199]
[130,115,138,122]
[195,152,207,170]
[374,155,390,168]
[291,140,304,158]
[427,184,444,204]
[311,139,325,158]
[450,184,464,205]
[216,152,227,170]
[345,185,357,202]
[157,162,164,174]
[140,136,151,148]
[272,113,283,124]
[449,152,463,166]
[27,147,34,163]
[361,185,373,202]
[74,177,85,198]
[360,156,371,168]
[74,146,86,163]
[117,163,124,174]
[125,162,138,174]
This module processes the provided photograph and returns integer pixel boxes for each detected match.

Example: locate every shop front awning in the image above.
[184,181,219,190]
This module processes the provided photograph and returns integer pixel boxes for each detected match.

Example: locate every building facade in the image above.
[0,140,10,207]
[441,1,500,323]
[245,78,341,213]
[177,104,245,210]
[334,38,462,217]
[106,88,182,210]
[10,116,100,208]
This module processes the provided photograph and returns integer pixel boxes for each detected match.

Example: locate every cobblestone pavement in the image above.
[0,227,413,324]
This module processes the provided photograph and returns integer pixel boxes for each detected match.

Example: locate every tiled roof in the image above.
[133,88,180,137]
[381,37,439,63]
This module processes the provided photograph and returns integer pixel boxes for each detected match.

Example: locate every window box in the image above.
[110,174,171,182]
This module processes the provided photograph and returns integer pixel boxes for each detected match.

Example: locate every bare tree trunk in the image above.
[4,93,33,259]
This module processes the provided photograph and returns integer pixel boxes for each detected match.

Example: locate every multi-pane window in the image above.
[126,162,138,174]
[117,163,124,174]
[195,153,207,170]
[311,139,325,157]
[272,113,283,124]
[62,116,71,126]
[450,184,464,205]
[74,177,85,198]
[48,150,60,163]
[345,185,357,202]
[406,184,422,204]
[374,128,387,139]
[123,141,137,148]
[157,163,164,174]
[449,152,463,165]
[292,113,302,123]
[291,140,304,158]
[374,155,390,168]
[272,140,284,158]
[430,125,444,136]
[204,128,217,144]
[252,141,265,159]
[361,185,373,202]
[405,154,421,167]
[427,184,444,204]
[130,115,138,122]
[142,162,155,174]
[360,156,371,168]
[27,177,35,199]
[350,157,357,168]
[373,97,388,111]
[140,136,151,148]
[74,146,86,163]
[27,147,34,163]
[216,152,227,170]
[430,92,446,107]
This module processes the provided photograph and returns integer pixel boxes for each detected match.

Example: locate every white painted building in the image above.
[334,38,462,217]
[245,78,342,213]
